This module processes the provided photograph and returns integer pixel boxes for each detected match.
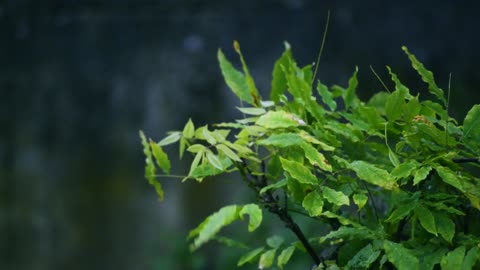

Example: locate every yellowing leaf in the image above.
[300,142,332,172]
[349,161,398,189]
[206,150,224,171]
[236,107,266,115]
[302,190,323,216]
[256,111,302,129]
[216,144,241,162]
[280,157,318,185]
[322,186,349,206]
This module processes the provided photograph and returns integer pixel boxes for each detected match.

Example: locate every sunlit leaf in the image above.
[236,106,266,115]
[216,144,241,162]
[139,130,163,201]
[302,190,324,216]
[353,193,368,210]
[435,166,465,192]
[413,166,432,185]
[280,157,318,185]
[206,150,224,171]
[349,160,398,189]
[150,140,171,174]
[239,204,263,232]
[182,118,195,139]
[300,142,332,172]
[218,49,254,105]
[233,41,262,107]
[257,133,304,147]
[322,186,349,206]
[256,110,303,129]
[158,132,182,146]
[383,240,420,270]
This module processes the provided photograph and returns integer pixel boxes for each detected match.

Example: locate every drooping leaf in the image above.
[462,104,480,153]
[239,204,263,232]
[349,161,398,189]
[213,235,249,250]
[322,186,349,206]
[237,247,265,266]
[187,144,206,153]
[277,245,296,269]
[402,46,446,105]
[182,118,195,139]
[434,212,455,243]
[202,128,217,145]
[158,131,182,146]
[139,130,163,201]
[413,166,432,185]
[259,249,276,269]
[353,193,368,210]
[415,205,437,236]
[256,110,303,129]
[280,157,318,185]
[150,140,171,174]
[320,226,376,243]
[302,190,324,216]
[345,244,381,270]
[317,80,337,111]
[266,235,284,249]
[391,160,419,179]
[271,42,292,103]
[386,66,412,99]
[300,142,332,172]
[189,205,240,250]
[383,240,420,270]
[389,148,400,167]
[260,178,287,194]
[206,150,224,171]
[218,49,254,105]
[440,246,465,270]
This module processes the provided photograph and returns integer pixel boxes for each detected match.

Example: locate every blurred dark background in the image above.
[1,1,479,269]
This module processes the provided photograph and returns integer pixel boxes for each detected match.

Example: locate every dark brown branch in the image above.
[453,157,480,164]
[236,159,322,267]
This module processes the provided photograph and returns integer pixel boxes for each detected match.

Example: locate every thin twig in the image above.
[312,10,331,87]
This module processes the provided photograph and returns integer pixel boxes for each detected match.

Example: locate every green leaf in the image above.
[256,110,303,129]
[182,118,195,139]
[385,89,406,122]
[391,160,418,179]
[189,157,233,180]
[413,166,432,185]
[233,41,262,107]
[139,131,163,201]
[260,178,287,194]
[179,137,187,159]
[239,204,263,232]
[206,150,224,171]
[266,235,284,249]
[277,245,296,269]
[317,80,337,111]
[462,104,480,153]
[259,249,276,269]
[271,42,292,103]
[300,142,332,172]
[462,246,479,270]
[213,236,249,250]
[415,205,437,236]
[158,132,182,146]
[389,148,400,167]
[218,49,254,105]
[383,240,420,270]
[346,244,381,270]
[150,141,171,174]
[302,190,324,216]
[188,205,240,250]
[187,144,206,153]
[322,186,349,206]
[299,130,335,151]
[188,150,204,178]
[344,66,359,109]
[402,46,446,105]
[320,226,376,243]
[236,106,266,115]
[280,157,318,185]
[386,66,411,99]
[238,247,265,266]
[435,166,465,192]
[216,144,241,162]
[441,246,465,270]
[349,161,398,189]
[353,193,368,210]
[202,128,217,145]
[434,212,455,243]
[386,200,417,223]
[257,133,304,147]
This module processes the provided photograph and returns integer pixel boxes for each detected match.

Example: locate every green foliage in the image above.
[140,42,480,269]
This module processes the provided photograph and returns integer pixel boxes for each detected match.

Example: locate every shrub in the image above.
[140,41,480,269]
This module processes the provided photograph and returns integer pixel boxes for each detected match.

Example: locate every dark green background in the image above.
[1,1,479,269]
